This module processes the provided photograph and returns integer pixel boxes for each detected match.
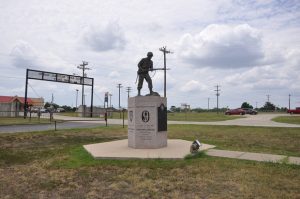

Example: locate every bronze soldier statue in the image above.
[137,52,154,96]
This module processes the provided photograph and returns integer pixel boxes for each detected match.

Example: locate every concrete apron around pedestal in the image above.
[128,96,167,149]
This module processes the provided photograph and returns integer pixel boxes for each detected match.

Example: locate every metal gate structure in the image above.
[24,68,94,118]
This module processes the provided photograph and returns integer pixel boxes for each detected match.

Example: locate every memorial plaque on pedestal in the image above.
[128,96,167,149]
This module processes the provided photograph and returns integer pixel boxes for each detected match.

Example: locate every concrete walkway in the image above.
[84,139,215,160]
[168,114,300,128]
[54,114,300,128]
[206,149,300,165]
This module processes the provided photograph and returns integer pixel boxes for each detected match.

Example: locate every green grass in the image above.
[0,117,52,125]
[272,115,300,124]
[58,112,80,117]
[168,125,300,157]
[167,112,243,121]
[0,125,299,198]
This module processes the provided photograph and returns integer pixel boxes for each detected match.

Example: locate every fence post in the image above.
[105,111,108,127]
[122,109,125,128]
[55,121,57,131]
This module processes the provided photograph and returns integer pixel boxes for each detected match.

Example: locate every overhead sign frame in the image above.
[27,69,93,86]
[24,68,94,118]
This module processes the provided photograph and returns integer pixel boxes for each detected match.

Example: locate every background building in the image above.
[0,95,44,117]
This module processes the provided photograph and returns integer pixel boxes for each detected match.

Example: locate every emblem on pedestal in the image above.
[142,110,150,122]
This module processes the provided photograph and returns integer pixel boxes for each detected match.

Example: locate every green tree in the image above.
[44,102,59,109]
[241,102,253,109]
[170,106,180,112]
[61,105,73,112]
[261,102,276,111]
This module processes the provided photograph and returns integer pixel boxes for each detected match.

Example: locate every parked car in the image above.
[225,108,246,115]
[242,108,258,115]
[40,108,48,113]
[287,107,300,114]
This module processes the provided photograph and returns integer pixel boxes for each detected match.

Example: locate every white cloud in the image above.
[176,24,265,68]
[108,71,120,78]
[0,1,299,108]
[10,40,38,69]
[82,21,126,52]
[180,80,207,92]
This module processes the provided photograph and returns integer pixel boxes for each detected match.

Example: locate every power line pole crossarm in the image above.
[126,87,132,98]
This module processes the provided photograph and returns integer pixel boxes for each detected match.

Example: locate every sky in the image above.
[0,0,299,109]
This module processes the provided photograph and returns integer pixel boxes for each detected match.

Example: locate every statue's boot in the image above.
[150,89,153,95]
[138,89,141,96]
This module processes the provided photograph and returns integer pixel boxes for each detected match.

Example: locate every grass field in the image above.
[169,125,300,156]
[272,115,300,124]
[0,125,299,198]
[58,112,80,117]
[0,117,52,125]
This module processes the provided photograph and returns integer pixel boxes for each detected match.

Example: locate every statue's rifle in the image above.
[150,68,170,71]
[135,68,170,84]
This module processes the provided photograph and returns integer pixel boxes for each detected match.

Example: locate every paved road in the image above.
[0,121,105,133]
[169,114,300,128]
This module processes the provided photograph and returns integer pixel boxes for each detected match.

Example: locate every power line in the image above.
[93,92,104,106]
[28,83,41,98]
[0,75,24,79]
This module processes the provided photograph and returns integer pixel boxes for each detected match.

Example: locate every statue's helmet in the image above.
[147,52,153,57]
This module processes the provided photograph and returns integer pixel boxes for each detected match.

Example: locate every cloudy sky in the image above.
[0,0,299,109]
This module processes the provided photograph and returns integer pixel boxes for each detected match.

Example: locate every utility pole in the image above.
[159,46,172,98]
[117,83,123,109]
[288,94,291,110]
[208,97,210,111]
[126,87,132,98]
[117,84,123,119]
[51,93,54,104]
[77,61,91,116]
[215,85,221,114]
[267,94,270,102]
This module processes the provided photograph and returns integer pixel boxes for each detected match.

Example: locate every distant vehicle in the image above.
[225,108,245,115]
[287,107,300,114]
[56,108,65,112]
[242,108,258,115]
[30,108,39,113]
[40,108,48,113]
